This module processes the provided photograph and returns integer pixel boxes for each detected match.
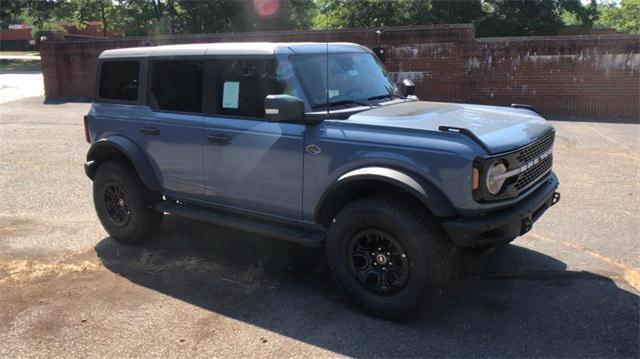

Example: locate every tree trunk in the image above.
[167,0,175,34]
[101,1,108,37]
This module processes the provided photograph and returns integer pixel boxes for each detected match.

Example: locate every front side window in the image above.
[290,53,399,109]
[214,59,290,118]
[99,61,139,101]
[150,60,204,113]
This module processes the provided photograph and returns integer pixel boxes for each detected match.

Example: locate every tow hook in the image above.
[551,192,561,206]
[521,218,533,234]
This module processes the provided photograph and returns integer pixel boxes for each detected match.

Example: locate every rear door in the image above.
[132,59,205,198]
[201,58,304,219]
[92,59,146,149]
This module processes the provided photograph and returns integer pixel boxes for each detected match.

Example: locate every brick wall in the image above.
[39,24,639,118]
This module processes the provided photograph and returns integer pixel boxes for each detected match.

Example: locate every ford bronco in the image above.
[84,42,560,318]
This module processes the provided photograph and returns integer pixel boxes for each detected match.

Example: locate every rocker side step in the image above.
[156,201,325,248]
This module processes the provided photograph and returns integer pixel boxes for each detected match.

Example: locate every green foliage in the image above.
[314,0,601,37]
[430,0,484,25]
[0,0,56,29]
[476,0,566,37]
[1,0,316,34]
[596,0,640,34]
[313,0,417,29]
[1,0,633,38]
[174,0,240,34]
[175,0,316,34]
[0,0,67,36]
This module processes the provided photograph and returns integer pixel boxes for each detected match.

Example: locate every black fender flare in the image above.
[314,166,457,224]
[85,135,161,192]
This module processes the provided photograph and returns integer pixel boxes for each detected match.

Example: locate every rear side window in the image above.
[214,59,288,118]
[150,60,204,113]
[99,61,139,101]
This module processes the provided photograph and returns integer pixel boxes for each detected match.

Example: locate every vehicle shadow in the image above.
[43,96,91,105]
[95,216,639,357]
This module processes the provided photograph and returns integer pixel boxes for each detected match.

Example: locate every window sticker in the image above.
[328,89,340,98]
[347,69,359,77]
[222,81,240,109]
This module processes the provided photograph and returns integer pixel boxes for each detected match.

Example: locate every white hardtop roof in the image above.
[99,42,369,59]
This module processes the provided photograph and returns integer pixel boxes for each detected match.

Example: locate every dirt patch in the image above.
[0,250,100,284]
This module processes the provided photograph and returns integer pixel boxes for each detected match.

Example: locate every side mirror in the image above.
[264,94,304,123]
[402,79,416,97]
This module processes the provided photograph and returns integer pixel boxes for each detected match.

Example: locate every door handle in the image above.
[139,127,160,136]
[207,134,231,145]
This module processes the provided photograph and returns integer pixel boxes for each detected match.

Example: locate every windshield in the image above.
[289,53,399,109]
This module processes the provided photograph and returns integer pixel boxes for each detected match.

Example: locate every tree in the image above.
[430,0,484,25]
[110,0,316,35]
[596,0,640,34]
[313,0,599,37]
[0,0,58,30]
[314,0,419,29]
[2,0,619,38]
[174,0,240,34]
[475,0,597,37]
[59,0,120,36]
[111,0,177,36]
[240,0,317,31]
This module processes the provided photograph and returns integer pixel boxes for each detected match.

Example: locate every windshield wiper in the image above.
[366,94,403,101]
[312,99,370,110]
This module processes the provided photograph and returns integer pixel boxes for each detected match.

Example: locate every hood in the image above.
[345,101,553,154]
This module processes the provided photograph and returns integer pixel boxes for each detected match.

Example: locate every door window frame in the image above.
[205,55,295,122]
[94,58,148,105]
[146,57,208,116]
[138,54,307,122]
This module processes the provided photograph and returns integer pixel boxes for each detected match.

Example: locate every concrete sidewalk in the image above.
[0,51,40,60]
[0,71,44,104]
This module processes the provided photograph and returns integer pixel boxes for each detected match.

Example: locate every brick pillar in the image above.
[40,41,60,98]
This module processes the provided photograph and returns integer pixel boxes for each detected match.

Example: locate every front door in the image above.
[202,58,304,220]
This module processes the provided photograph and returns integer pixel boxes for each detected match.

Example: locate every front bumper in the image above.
[84,160,97,179]
[442,173,560,247]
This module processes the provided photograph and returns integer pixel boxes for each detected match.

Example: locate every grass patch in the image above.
[0,59,41,72]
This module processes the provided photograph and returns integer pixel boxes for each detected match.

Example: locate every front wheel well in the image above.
[316,180,432,228]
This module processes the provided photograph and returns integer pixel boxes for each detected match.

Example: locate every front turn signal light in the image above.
[472,167,480,190]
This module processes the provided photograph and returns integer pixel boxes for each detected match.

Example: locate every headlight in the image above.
[486,161,508,195]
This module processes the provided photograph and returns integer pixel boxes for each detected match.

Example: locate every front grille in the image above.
[517,131,555,163]
[512,132,555,192]
[515,155,553,190]
[476,130,556,201]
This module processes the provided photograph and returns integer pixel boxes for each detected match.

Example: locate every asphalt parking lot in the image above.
[1,79,639,356]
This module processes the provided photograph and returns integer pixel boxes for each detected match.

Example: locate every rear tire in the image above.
[93,160,163,245]
[326,194,456,319]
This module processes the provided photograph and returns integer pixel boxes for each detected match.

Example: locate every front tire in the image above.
[326,194,456,319]
[93,160,163,245]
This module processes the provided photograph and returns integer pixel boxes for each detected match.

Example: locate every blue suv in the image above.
[84,42,560,318]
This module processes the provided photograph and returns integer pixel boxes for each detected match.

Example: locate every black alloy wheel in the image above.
[103,183,131,226]
[348,228,409,295]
